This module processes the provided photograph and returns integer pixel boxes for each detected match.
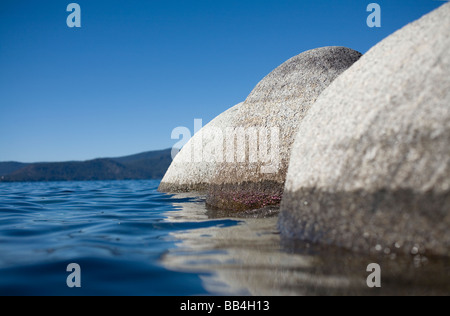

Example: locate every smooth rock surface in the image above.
[206,47,362,210]
[159,102,244,193]
[279,3,450,256]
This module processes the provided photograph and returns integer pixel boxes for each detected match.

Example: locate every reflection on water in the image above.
[163,194,450,296]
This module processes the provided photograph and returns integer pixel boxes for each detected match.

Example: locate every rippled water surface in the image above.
[0,180,448,296]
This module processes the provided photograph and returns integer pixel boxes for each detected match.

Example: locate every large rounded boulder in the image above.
[206,47,362,210]
[279,3,450,256]
[160,47,362,204]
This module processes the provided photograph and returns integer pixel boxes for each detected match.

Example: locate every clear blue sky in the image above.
[0,0,444,162]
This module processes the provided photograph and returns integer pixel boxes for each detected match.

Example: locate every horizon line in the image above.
[0,147,173,165]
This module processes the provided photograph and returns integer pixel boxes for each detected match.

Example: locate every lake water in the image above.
[0,180,448,296]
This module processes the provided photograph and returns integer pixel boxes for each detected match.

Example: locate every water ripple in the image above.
[0,180,241,295]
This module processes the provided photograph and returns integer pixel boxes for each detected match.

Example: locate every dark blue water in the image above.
[1,180,449,296]
[0,180,240,296]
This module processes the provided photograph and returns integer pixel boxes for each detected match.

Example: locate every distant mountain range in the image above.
[0,149,172,183]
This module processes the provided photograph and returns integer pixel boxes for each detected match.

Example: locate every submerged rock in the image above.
[279,3,450,256]
[206,47,362,210]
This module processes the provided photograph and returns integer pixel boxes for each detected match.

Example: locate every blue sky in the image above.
[0,0,444,162]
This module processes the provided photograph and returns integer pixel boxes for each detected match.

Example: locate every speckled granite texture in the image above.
[280,3,450,256]
[206,47,362,210]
